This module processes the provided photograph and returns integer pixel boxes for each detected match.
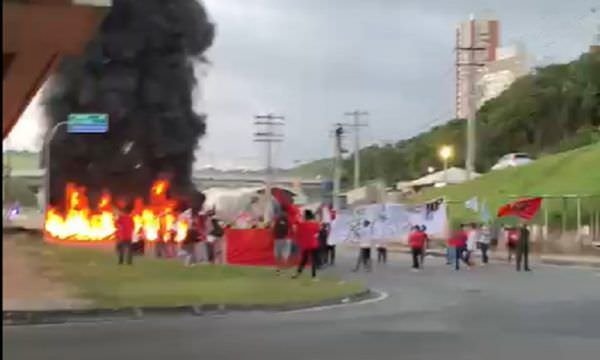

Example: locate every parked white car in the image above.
[491,153,533,170]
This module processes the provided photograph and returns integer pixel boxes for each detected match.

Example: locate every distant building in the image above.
[396,167,481,194]
[345,180,386,206]
[477,44,530,107]
[455,16,500,119]
[591,24,600,53]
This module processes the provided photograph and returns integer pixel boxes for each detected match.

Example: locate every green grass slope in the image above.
[412,143,600,228]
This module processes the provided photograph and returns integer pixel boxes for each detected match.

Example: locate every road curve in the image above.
[4,252,600,360]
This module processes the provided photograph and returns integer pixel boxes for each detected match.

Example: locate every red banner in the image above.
[497,197,542,220]
[225,228,300,266]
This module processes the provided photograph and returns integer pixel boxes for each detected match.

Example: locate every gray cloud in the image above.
[198,0,598,169]
[7,0,597,170]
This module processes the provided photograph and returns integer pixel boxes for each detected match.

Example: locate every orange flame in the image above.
[44,180,188,242]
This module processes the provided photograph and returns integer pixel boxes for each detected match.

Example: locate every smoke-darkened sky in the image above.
[5,0,598,170]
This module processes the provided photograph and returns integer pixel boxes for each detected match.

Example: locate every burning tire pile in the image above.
[44,179,189,245]
[43,0,215,242]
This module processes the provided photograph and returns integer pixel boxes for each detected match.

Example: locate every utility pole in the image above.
[254,113,284,222]
[343,110,368,189]
[456,44,486,180]
[332,123,345,211]
[43,121,67,212]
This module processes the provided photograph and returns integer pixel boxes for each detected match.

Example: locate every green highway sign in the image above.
[67,113,109,133]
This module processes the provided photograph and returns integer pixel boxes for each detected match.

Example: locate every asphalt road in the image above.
[4,251,600,360]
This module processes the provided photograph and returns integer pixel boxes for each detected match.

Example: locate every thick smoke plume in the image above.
[44,0,214,207]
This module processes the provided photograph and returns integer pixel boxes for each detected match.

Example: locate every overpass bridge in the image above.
[5,169,327,201]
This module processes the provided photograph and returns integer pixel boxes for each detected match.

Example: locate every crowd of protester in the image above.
[113,197,531,275]
[347,221,532,273]
[113,199,226,267]
[445,222,531,272]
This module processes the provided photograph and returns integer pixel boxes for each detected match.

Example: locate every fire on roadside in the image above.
[44,179,189,242]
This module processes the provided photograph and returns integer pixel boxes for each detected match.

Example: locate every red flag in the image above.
[497,197,542,220]
[272,188,292,209]
[288,204,301,224]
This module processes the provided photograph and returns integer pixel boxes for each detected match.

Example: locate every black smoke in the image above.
[44,0,214,207]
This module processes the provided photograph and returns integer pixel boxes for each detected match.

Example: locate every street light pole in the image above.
[456,20,486,180]
[332,124,344,211]
[43,121,67,212]
[443,157,449,184]
[439,145,454,186]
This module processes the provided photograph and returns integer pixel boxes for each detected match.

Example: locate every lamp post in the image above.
[43,121,68,212]
[439,145,454,185]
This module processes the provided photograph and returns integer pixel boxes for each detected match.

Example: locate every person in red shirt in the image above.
[446,228,457,265]
[408,225,427,271]
[292,210,321,279]
[452,224,470,270]
[115,202,135,265]
[506,226,519,263]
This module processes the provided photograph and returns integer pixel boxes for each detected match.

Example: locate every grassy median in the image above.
[14,236,364,308]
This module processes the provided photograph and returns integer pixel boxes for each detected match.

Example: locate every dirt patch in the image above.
[2,234,90,311]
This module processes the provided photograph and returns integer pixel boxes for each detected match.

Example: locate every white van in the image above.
[491,153,533,170]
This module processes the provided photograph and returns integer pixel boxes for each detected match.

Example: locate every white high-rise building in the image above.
[477,44,530,108]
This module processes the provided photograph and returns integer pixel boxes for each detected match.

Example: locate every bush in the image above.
[552,126,600,153]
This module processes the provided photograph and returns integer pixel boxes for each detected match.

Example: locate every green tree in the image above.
[298,51,600,186]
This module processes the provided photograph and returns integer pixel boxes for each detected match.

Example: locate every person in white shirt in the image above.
[465,223,480,266]
[478,224,492,264]
[352,220,373,272]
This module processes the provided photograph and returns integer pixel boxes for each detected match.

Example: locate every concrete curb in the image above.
[387,246,600,268]
[2,227,43,235]
[539,258,600,268]
[3,290,373,326]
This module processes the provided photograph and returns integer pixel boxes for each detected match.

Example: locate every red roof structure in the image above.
[3,0,109,139]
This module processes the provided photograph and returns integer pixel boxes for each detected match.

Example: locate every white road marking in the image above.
[282,289,389,314]
[540,263,600,271]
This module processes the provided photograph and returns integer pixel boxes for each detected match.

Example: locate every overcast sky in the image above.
[4,0,598,169]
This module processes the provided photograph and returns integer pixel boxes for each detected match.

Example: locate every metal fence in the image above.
[445,194,600,252]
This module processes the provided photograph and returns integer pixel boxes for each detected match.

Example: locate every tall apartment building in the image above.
[455,16,500,119]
